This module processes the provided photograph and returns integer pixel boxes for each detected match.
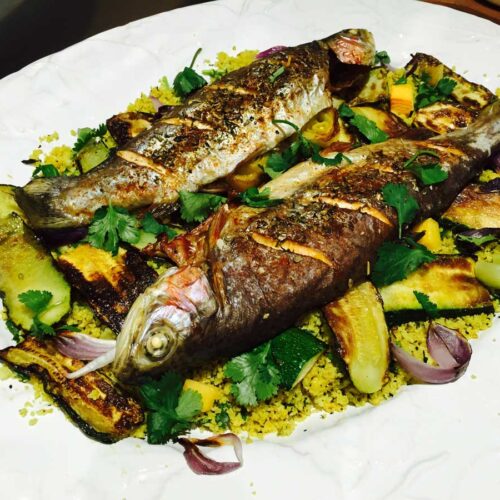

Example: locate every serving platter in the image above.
[0,0,499,498]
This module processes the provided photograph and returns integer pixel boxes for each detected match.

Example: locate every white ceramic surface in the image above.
[0,1,499,499]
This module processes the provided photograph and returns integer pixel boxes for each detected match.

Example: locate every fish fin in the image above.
[16,176,80,229]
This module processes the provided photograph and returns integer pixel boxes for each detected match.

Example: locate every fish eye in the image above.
[146,332,171,359]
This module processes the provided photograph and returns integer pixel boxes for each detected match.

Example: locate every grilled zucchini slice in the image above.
[414,102,475,134]
[351,106,409,138]
[323,282,389,394]
[349,67,388,106]
[0,185,25,220]
[380,257,493,325]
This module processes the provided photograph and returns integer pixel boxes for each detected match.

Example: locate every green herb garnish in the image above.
[382,183,419,238]
[456,232,498,246]
[140,372,202,444]
[215,402,231,429]
[394,74,408,85]
[338,103,389,144]
[178,191,227,223]
[269,65,286,83]
[415,74,457,110]
[371,239,436,287]
[173,48,207,98]
[413,291,439,317]
[17,290,56,339]
[86,204,140,255]
[224,342,281,406]
[202,68,227,81]
[374,50,391,65]
[6,320,22,343]
[311,149,351,166]
[403,150,448,185]
[72,124,107,153]
[141,212,177,240]
[239,187,282,208]
[32,164,59,178]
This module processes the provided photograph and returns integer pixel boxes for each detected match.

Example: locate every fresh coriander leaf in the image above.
[18,290,53,316]
[178,191,227,223]
[272,119,299,132]
[311,149,351,166]
[371,239,436,287]
[175,389,203,420]
[374,50,390,65]
[403,150,448,185]
[202,68,227,81]
[141,212,177,240]
[382,183,419,238]
[415,75,457,110]
[140,372,183,412]
[413,291,439,318]
[73,124,107,153]
[394,74,408,85]
[456,232,498,246]
[30,317,56,339]
[56,324,81,332]
[224,342,281,406]
[338,104,389,144]
[173,48,207,98]
[239,187,282,208]
[6,320,23,343]
[269,65,285,83]
[32,164,59,178]
[86,204,140,255]
[215,402,230,428]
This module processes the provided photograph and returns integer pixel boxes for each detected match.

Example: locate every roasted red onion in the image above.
[256,45,287,59]
[455,228,499,253]
[55,331,116,360]
[178,433,243,475]
[480,178,500,193]
[37,227,88,247]
[391,322,472,384]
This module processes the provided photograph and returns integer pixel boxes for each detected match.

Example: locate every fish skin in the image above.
[113,99,500,382]
[17,29,375,230]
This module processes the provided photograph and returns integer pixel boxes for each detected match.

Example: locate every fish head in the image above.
[113,266,218,382]
[324,29,376,66]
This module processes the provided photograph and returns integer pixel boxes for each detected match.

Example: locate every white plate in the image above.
[0,1,499,499]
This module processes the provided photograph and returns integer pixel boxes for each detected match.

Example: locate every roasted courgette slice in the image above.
[441,184,500,230]
[380,257,493,325]
[413,102,475,134]
[0,213,71,330]
[349,67,388,106]
[350,106,409,138]
[0,337,144,443]
[0,185,25,220]
[323,282,389,394]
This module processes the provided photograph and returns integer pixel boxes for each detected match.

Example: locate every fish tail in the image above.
[16,176,81,229]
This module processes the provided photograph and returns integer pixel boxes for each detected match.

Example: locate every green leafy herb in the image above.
[72,124,107,153]
[311,149,351,166]
[86,204,140,255]
[140,372,202,444]
[382,183,419,238]
[56,324,81,332]
[202,68,227,81]
[32,164,59,178]
[415,74,457,110]
[224,342,281,406]
[371,238,436,287]
[403,150,448,185]
[6,320,22,343]
[18,290,57,339]
[338,103,389,144]
[173,48,207,98]
[374,50,391,65]
[179,191,227,223]
[238,187,282,208]
[394,74,408,85]
[456,232,498,246]
[215,402,230,428]
[269,65,285,83]
[413,291,439,318]
[141,212,177,240]
[30,317,57,339]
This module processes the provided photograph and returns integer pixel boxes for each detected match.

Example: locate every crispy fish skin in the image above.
[113,100,500,382]
[17,29,375,230]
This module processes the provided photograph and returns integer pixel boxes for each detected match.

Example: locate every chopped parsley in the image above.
[374,50,391,65]
[224,341,281,406]
[72,124,107,153]
[338,103,389,144]
[140,372,202,444]
[178,191,227,223]
[269,65,285,83]
[214,402,231,429]
[32,164,59,178]
[403,150,448,185]
[371,238,436,287]
[202,68,227,81]
[173,48,207,98]
[415,74,457,110]
[141,212,177,240]
[238,187,282,208]
[413,291,439,318]
[86,204,140,255]
[382,183,419,238]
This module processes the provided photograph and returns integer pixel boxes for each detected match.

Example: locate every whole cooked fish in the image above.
[111,100,500,382]
[17,29,375,229]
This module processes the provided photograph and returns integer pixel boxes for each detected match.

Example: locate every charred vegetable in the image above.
[106,112,156,146]
[413,102,475,134]
[323,282,389,394]
[349,67,388,106]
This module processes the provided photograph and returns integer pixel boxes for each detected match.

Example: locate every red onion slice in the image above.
[55,331,116,361]
[256,45,287,59]
[480,178,500,193]
[66,348,116,380]
[391,322,472,384]
[178,433,243,475]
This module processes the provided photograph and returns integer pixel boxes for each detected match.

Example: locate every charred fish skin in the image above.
[17,29,375,230]
[113,100,499,382]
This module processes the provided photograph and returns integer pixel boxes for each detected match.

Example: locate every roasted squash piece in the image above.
[106,111,156,146]
[389,78,415,123]
[349,67,389,106]
[414,102,475,134]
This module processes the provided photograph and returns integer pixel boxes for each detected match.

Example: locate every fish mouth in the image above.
[113,266,218,382]
[325,29,376,67]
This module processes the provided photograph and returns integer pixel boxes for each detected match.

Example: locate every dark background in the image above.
[0,0,497,80]
[0,0,208,79]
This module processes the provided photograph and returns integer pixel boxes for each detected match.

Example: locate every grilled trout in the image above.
[17,29,375,230]
[112,100,500,382]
